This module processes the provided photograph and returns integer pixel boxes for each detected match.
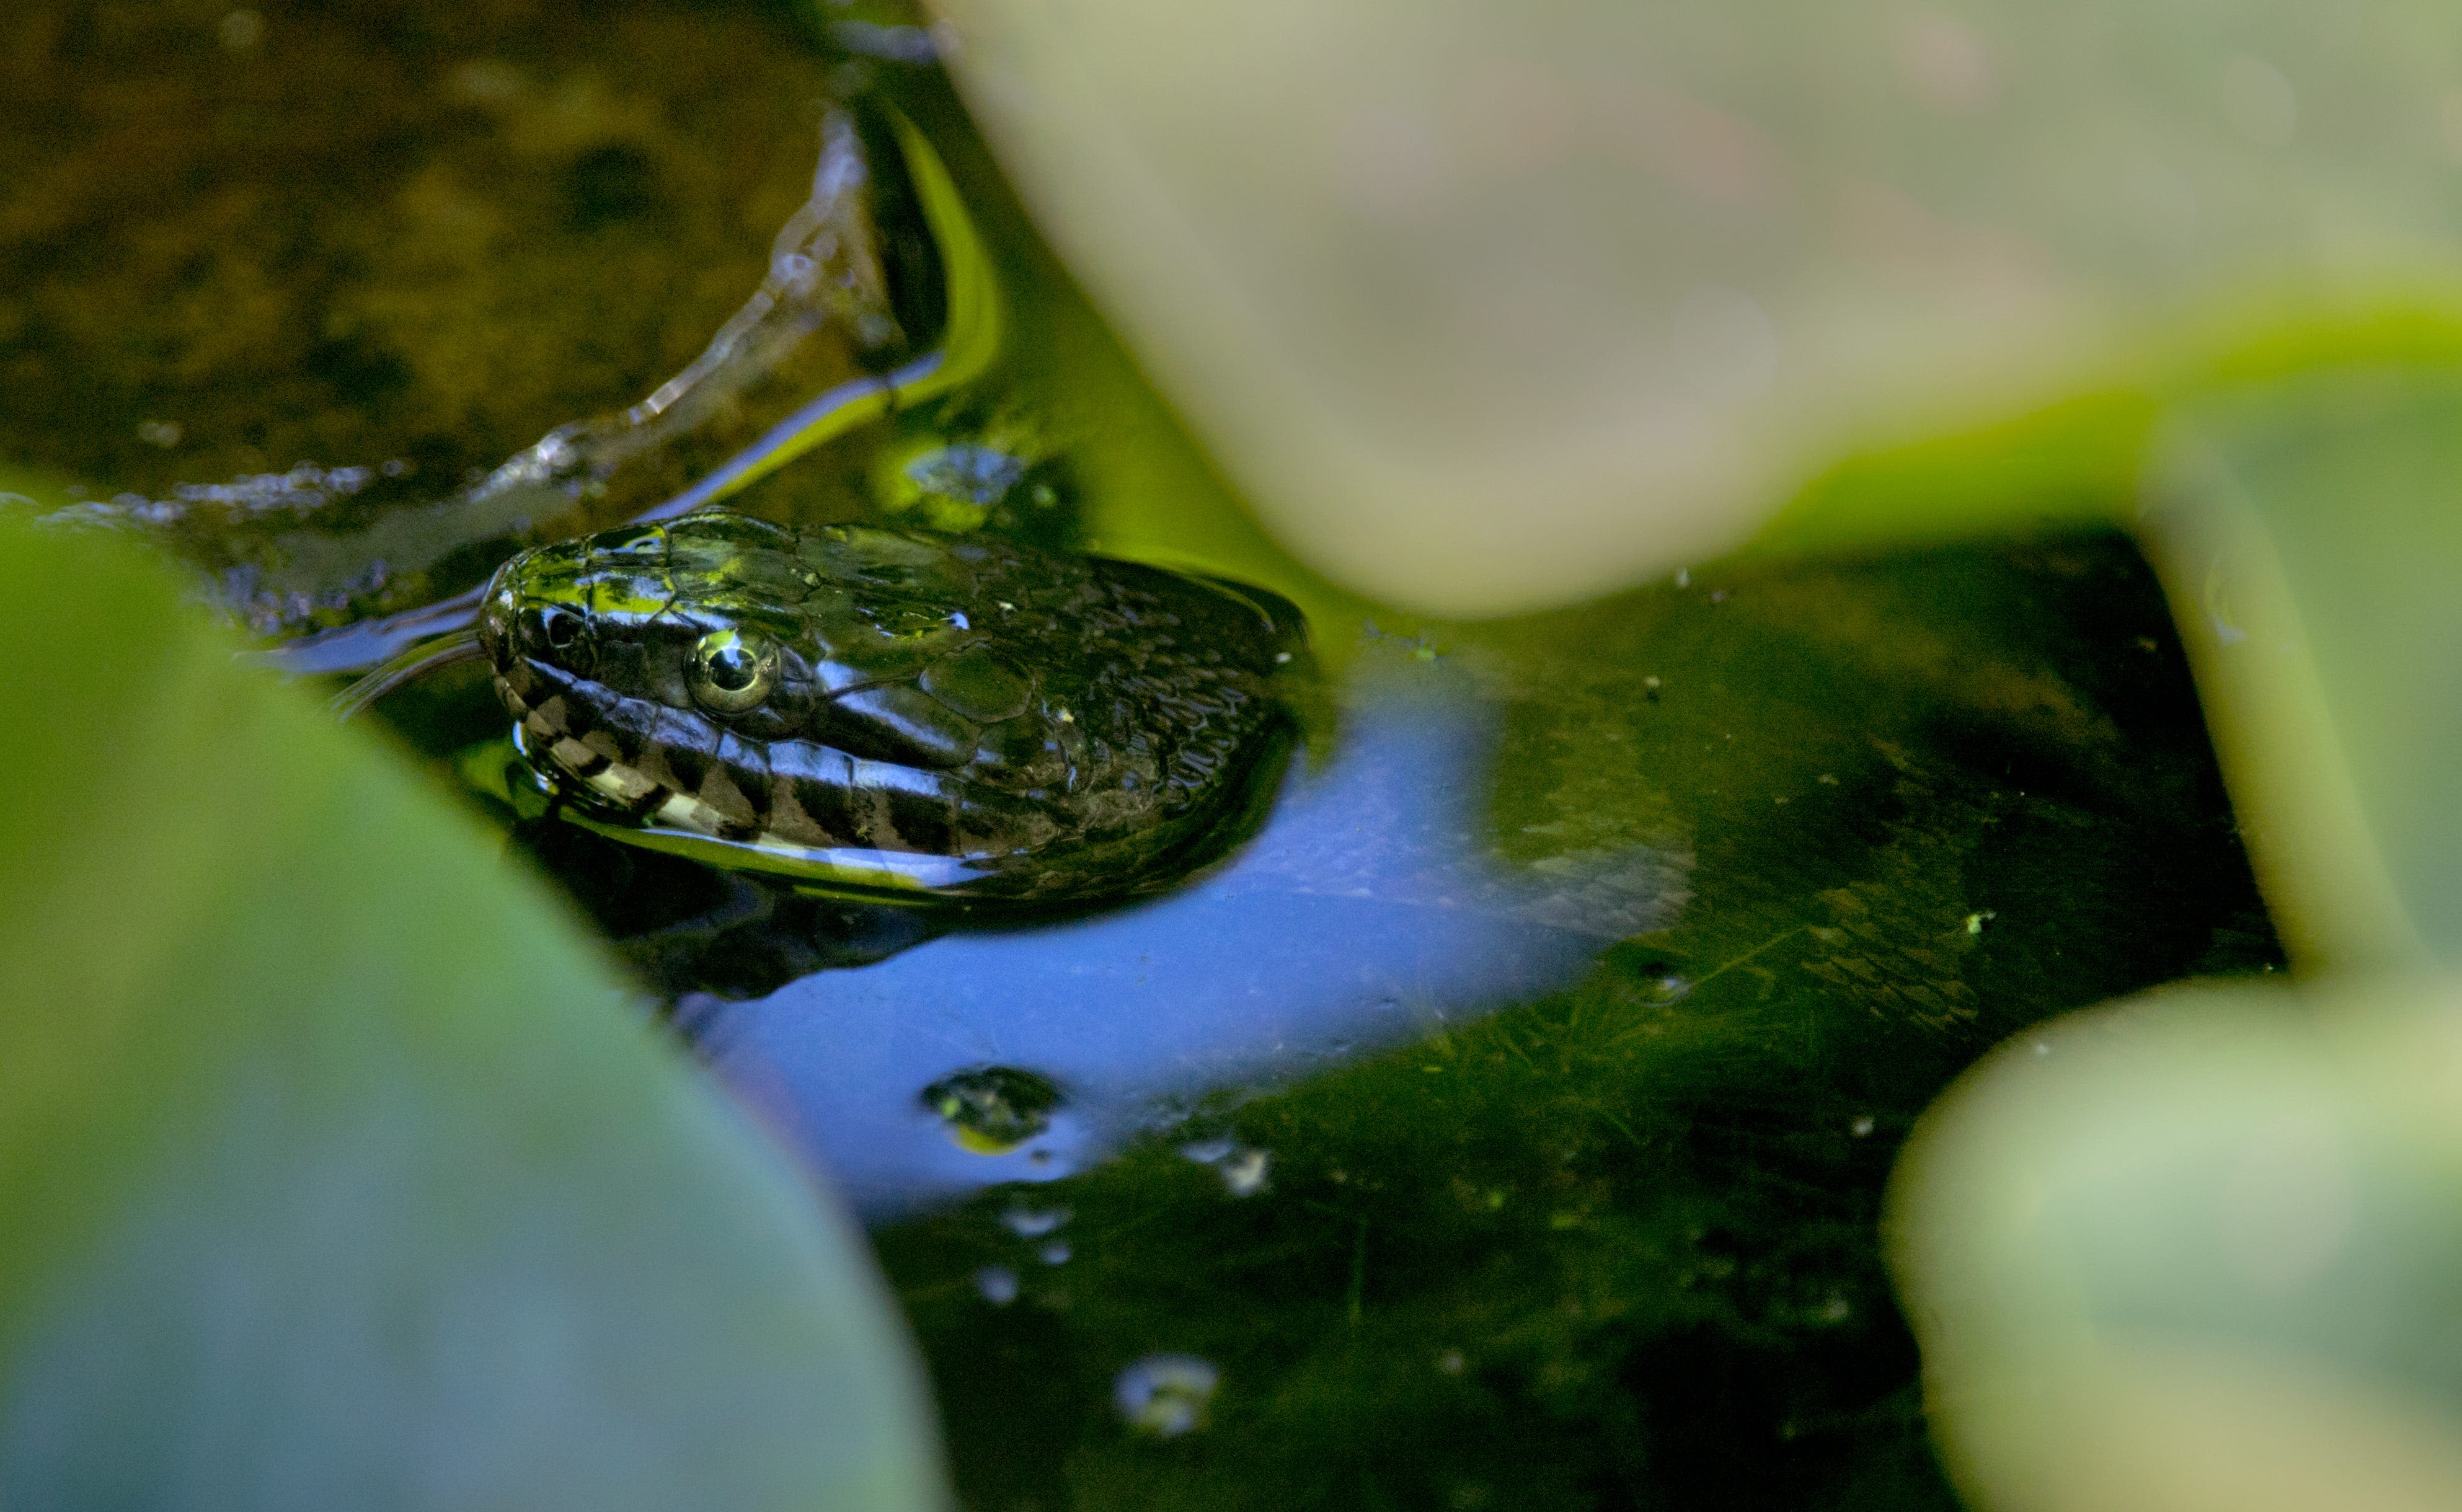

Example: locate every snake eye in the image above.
[689,629,777,714]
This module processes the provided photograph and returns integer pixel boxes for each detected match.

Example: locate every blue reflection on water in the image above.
[694,660,1686,1217]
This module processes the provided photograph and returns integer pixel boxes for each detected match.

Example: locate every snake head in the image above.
[476,510,1306,901]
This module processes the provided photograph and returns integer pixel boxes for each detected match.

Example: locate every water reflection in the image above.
[686,652,1686,1216]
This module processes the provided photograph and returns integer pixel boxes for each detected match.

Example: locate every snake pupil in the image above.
[688,628,777,713]
[708,645,755,690]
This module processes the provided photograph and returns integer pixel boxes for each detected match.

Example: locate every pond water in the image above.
[4,4,2282,1508]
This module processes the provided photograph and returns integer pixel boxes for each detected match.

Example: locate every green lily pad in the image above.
[924,0,2462,614]
[2137,361,2462,967]
[0,516,945,1510]
[1890,974,2462,1512]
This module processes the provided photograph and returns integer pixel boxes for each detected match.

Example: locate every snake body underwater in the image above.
[477,511,1309,903]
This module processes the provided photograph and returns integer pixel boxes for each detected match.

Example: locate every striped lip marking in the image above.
[503,661,978,875]
[583,762,662,806]
[509,670,748,842]
[556,807,990,891]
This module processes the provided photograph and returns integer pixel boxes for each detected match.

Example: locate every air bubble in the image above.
[976,1266,1020,1305]
[1218,1148,1271,1197]
[1001,1204,1069,1239]
[1115,1354,1220,1437]
[1182,1138,1272,1196]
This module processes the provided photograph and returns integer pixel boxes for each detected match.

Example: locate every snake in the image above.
[433,510,1308,903]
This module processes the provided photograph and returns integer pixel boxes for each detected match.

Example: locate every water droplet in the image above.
[1001,1204,1069,1239]
[975,1266,1019,1305]
[920,1066,1064,1154]
[1115,1354,1220,1438]
[1038,1240,1072,1267]
[1218,1148,1272,1198]
[1436,1348,1466,1376]
[1182,1138,1272,1196]
[1849,1115,1875,1138]
[136,419,182,448]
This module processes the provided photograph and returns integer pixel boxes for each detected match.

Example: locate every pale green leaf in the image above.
[1890,974,2462,1512]
[0,517,947,1511]
[925,0,2462,614]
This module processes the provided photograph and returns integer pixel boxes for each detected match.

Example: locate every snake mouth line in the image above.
[498,673,992,895]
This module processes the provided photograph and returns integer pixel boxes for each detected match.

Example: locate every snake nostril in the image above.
[531,606,597,677]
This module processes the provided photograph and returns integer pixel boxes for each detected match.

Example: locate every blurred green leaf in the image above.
[2137,362,2462,968]
[1890,976,2462,1512]
[0,517,946,1510]
[926,0,2462,614]
[0,461,80,515]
